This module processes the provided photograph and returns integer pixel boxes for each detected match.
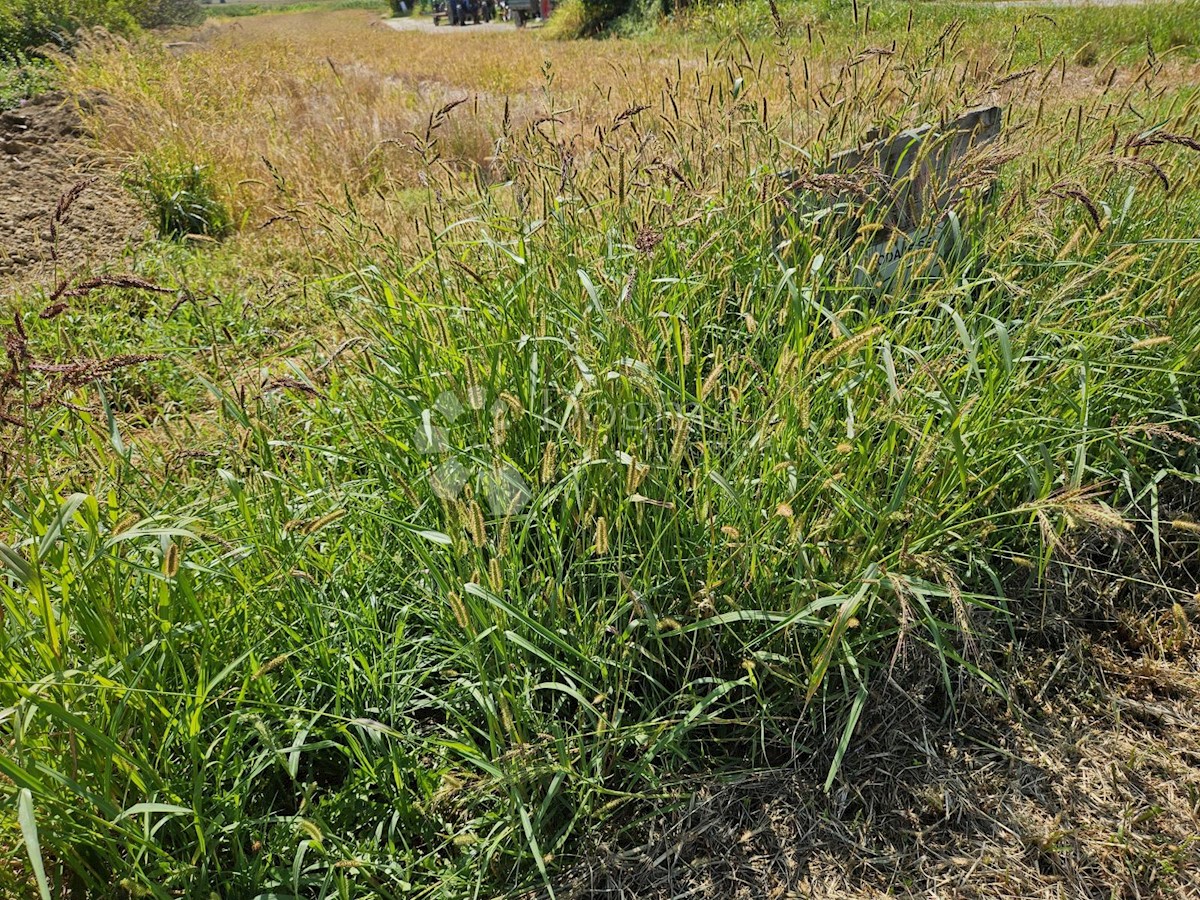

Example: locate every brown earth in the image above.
[0,91,148,293]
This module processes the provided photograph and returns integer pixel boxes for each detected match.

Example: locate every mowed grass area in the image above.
[3,3,1200,898]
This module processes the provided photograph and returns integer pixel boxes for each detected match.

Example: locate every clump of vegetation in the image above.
[127,159,233,240]
[540,0,606,38]
[3,5,1200,899]
[543,0,659,37]
[0,53,54,110]
[0,0,203,59]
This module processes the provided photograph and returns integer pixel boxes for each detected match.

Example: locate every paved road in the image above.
[384,15,521,34]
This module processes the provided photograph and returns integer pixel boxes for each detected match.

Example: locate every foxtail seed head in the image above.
[540,441,558,484]
[594,516,609,555]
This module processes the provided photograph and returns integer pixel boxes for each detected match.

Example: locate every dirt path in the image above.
[0,92,147,293]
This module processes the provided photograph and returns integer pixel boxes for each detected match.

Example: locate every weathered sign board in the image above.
[779,105,1004,288]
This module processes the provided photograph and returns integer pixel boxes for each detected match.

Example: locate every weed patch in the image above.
[0,55,54,111]
[126,158,232,240]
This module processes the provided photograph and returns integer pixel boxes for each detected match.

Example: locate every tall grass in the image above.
[62,3,1200,254]
[4,8,1200,899]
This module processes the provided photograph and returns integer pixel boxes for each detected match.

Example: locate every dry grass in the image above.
[61,8,1200,261]
[561,523,1200,898]
[564,663,1200,899]
[63,12,703,246]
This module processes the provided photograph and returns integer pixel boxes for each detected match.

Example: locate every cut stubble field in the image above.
[3,3,1200,898]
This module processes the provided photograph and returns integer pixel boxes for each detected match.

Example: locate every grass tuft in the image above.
[126,158,233,240]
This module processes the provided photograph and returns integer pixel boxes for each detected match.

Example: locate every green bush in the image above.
[137,0,206,27]
[0,54,55,110]
[545,0,667,38]
[127,160,233,241]
[0,0,202,60]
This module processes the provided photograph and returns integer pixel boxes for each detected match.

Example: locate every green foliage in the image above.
[127,159,233,241]
[137,0,206,27]
[202,0,389,17]
[546,0,656,37]
[686,0,1200,57]
[0,54,55,110]
[562,0,631,34]
[542,0,603,38]
[0,0,202,60]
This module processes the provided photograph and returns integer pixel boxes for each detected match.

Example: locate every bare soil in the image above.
[0,91,147,293]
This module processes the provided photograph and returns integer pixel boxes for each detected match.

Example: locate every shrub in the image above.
[127,159,233,240]
[0,54,55,110]
[136,0,206,28]
[544,0,667,38]
[541,0,594,38]
[0,0,202,60]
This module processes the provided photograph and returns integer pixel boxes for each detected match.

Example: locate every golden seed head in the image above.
[540,441,558,484]
[447,591,471,631]
[594,516,610,555]
[1063,501,1128,532]
[625,456,648,494]
[492,409,508,448]
[499,391,524,416]
[111,512,140,536]
[466,384,485,410]
[498,695,515,736]
[469,502,487,547]
[701,361,724,400]
[303,508,347,534]
[252,653,290,680]
[669,415,690,466]
[163,541,181,578]
[809,325,883,370]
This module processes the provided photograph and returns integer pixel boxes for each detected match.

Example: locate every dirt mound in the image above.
[0,91,148,289]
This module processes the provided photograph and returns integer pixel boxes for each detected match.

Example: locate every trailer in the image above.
[433,0,496,25]
[506,0,551,27]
